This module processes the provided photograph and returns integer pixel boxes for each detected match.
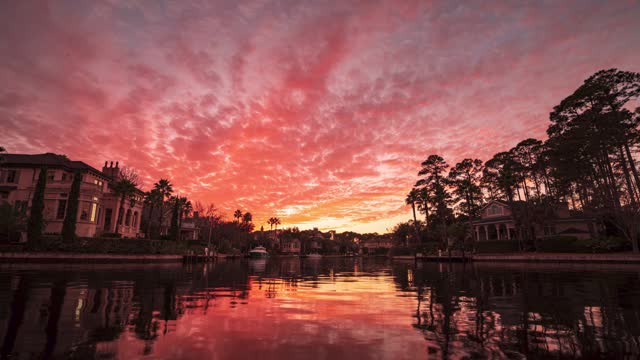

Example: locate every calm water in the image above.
[0,259,639,359]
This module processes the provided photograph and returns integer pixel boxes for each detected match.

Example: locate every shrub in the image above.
[390,246,414,256]
[476,240,520,253]
[536,236,581,252]
[580,237,631,253]
[25,236,192,255]
[101,232,122,238]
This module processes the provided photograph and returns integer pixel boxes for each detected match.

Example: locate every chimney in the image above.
[110,161,114,167]
[115,161,119,168]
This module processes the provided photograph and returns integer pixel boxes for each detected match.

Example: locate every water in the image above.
[0,259,639,359]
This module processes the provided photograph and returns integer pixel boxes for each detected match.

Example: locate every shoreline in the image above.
[2,251,639,264]
[390,252,640,264]
[0,252,183,263]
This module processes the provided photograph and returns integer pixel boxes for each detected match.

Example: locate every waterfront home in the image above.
[471,199,596,241]
[280,238,301,254]
[0,153,144,238]
[361,237,393,254]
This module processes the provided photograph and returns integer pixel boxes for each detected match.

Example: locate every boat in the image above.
[248,246,269,258]
[306,253,322,259]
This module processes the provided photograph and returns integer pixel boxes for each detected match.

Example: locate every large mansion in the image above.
[472,199,596,241]
[0,153,144,238]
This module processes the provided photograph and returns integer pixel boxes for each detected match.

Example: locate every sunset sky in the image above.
[1,1,639,233]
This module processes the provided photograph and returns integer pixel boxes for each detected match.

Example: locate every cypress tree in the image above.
[62,172,81,241]
[27,167,47,243]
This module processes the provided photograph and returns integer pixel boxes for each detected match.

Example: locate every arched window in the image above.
[133,212,138,228]
[125,209,132,226]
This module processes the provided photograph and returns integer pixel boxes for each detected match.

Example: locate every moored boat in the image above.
[248,246,269,258]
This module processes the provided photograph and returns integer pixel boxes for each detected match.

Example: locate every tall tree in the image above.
[61,172,81,241]
[234,209,243,223]
[547,69,640,252]
[143,189,162,238]
[153,179,173,234]
[405,188,421,244]
[416,155,453,249]
[27,167,47,243]
[448,158,484,219]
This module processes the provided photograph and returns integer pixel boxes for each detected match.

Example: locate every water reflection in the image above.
[0,260,638,359]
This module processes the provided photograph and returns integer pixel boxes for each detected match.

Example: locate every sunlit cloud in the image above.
[1,0,639,232]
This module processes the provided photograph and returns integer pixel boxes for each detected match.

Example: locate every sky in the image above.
[1,0,639,233]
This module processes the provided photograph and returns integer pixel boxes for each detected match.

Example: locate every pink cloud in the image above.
[1,0,639,232]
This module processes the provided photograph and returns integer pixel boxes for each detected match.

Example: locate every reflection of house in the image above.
[472,199,596,241]
[0,153,143,238]
[280,238,301,254]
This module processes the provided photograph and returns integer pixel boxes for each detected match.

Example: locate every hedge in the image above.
[475,240,520,254]
[25,235,194,255]
[536,236,630,253]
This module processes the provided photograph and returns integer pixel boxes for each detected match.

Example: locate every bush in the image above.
[25,235,193,255]
[580,237,631,253]
[101,232,122,238]
[390,246,414,256]
[536,236,581,252]
[417,242,441,255]
[476,240,520,253]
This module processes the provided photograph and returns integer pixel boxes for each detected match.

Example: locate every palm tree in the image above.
[273,217,281,231]
[112,179,138,235]
[268,217,275,231]
[242,212,252,224]
[179,197,192,231]
[143,189,162,238]
[234,209,243,223]
[153,179,173,234]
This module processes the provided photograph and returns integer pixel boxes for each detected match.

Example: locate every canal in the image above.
[0,258,639,359]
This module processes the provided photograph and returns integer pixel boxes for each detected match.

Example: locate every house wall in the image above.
[1,165,143,238]
[482,202,512,218]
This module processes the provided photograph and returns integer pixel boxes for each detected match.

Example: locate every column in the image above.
[495,224,501,240]
[506,225,512,240]
[484,225,489,241]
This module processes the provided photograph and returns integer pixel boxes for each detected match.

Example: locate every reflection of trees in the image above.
[42,279,67,359]
[0,274,30,358]
[393,263,640,359]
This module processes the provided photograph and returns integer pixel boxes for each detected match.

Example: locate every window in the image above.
[6,170,18,183]
[80,202,90,221]
[90,203,97,222]
[133,212,138,228]
[0,193,8,200]
[47,171,55,181]
[61,173,68,182]
[125,209,132,226]
[56,200,67,219]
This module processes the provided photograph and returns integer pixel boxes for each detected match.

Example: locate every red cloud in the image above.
[1,0,639,232]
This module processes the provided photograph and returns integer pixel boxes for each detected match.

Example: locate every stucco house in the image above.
[472,199,596,241]
[0,153,144,239]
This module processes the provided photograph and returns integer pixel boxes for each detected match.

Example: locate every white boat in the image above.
[248,246,269,258]
[306,253,322,259]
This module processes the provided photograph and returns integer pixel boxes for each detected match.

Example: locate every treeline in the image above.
[402,69,640,253]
